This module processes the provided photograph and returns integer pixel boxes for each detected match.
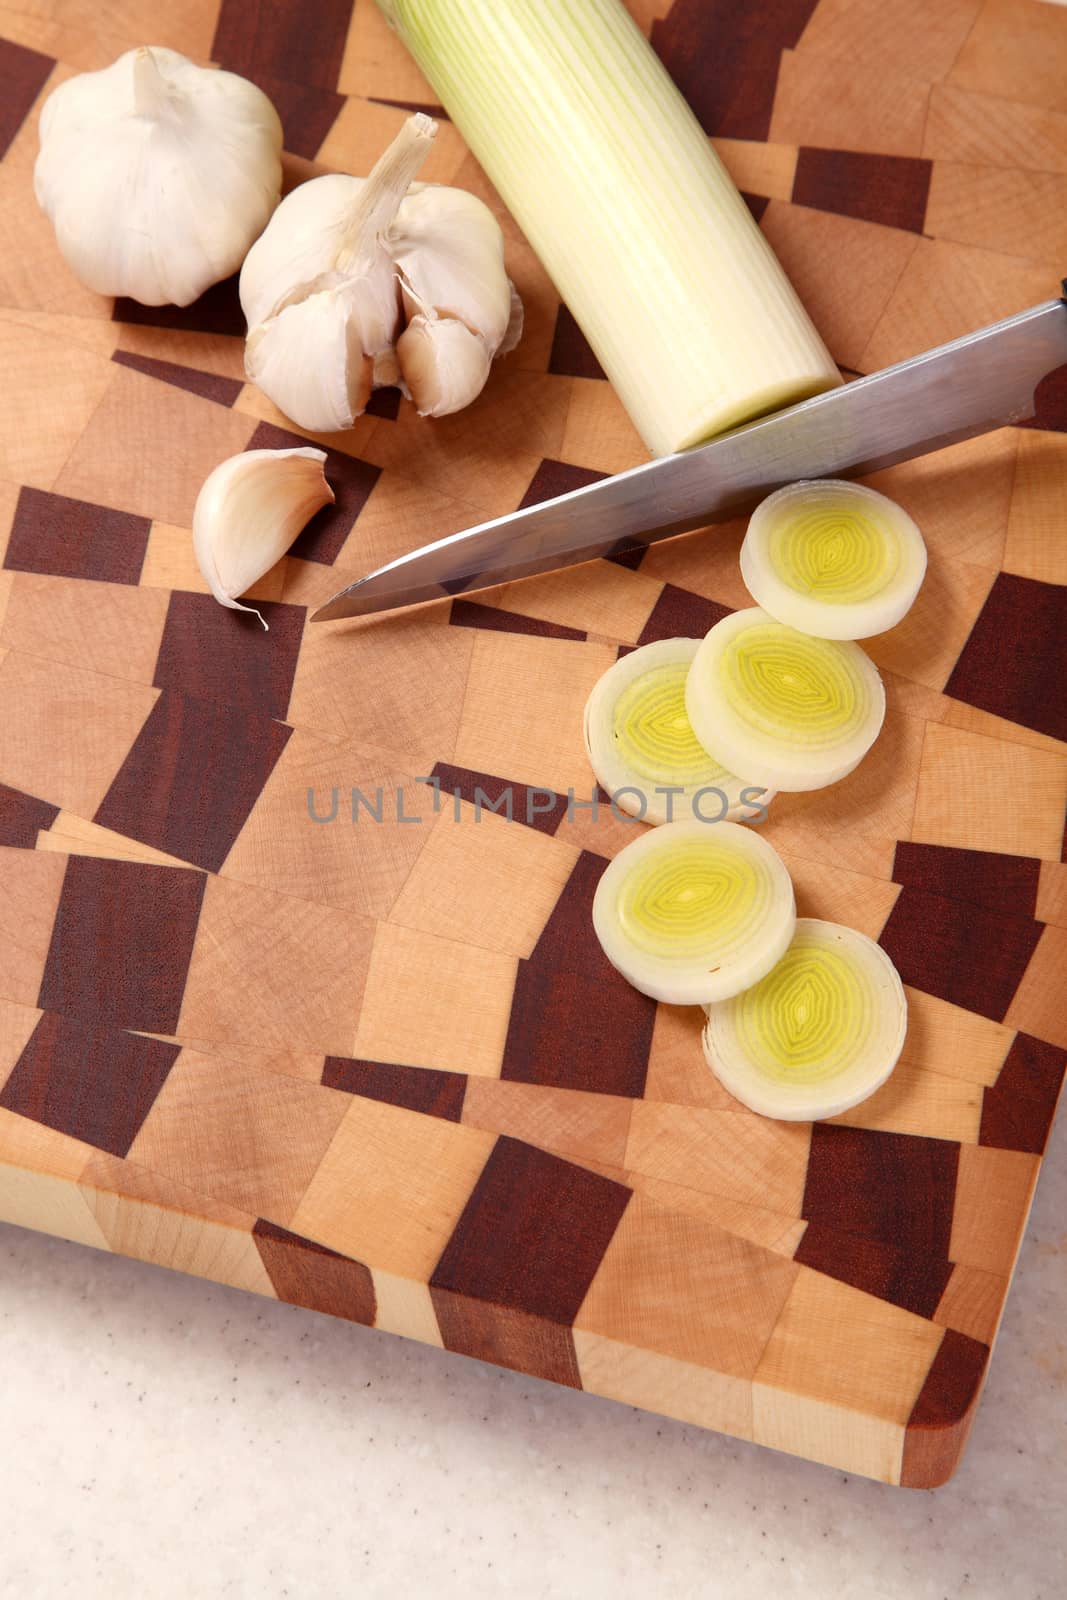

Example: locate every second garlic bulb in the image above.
[239,114,522,430]
[34,46,283,307]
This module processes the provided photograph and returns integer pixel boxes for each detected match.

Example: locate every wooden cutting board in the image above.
[0,0,1065,1489]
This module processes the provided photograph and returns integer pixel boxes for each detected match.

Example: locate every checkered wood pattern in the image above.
[0,0,1064,1488]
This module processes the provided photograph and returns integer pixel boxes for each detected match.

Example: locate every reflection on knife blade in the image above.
[312,296,1067,623]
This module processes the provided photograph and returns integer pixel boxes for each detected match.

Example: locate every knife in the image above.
[312,295,1067,622]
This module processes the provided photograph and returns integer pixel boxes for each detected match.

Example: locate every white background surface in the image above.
[1,1117,1063,1600]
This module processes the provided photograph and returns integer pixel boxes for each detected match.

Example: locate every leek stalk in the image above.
[376,0,841,456]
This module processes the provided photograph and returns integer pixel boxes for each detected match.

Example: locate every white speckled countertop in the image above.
[1,1118,1063,1600]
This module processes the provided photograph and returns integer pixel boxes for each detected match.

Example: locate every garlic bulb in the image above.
[34,46,283,307]
[240,113,522,430]
[193,449,334,629]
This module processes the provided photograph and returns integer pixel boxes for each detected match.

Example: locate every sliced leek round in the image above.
[702,918,907,1121]
[592,819,795,1004]
[583,638,773,825]
[740,480,927,640]
[685,607,885,792]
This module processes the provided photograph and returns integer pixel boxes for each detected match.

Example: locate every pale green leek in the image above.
[376,0,841,456]
[702,918,908,1120]
[583,637,772,824]
[741,481,928,639]
[592,820,796,1004]
[685,607,885,792]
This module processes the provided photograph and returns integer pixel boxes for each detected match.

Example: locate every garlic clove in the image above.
[397,313,492,417]
[35,47,283,308]
[391,185,514,352]
[244,289,374,434]
[239,173,358,331]
[192,448,333,629]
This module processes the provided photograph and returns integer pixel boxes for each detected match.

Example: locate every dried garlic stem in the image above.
[336,113,437,272]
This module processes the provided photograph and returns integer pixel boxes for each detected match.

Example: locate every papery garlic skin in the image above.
[193,449,333,629]
[239,114,522,430]
[35,46,283,307]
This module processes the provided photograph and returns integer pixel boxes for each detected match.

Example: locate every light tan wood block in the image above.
[636,518,752,610]
[911,721,1067,862]
[861,238,1056,374]
[177,874,374,1059]
[760,202,919,372]
[461,1079,631,1167]
[951,1144,1041,1275]
[561,378,649,476]
[371,1269,444,1347]
[42,812,193,870]
[288,606,475,761]
[337,2,438,100]
[644,1002,739,1111]
[940,696,1067,757]
[711,138,797,200]
[949,0,1067,111]
[354,921,516,1078]
[753,1267,945,1482]
[0,999,42,1095]
[0,848,67,1006]
[0,1108,107,1249]
[388,800,580,957]
[1036,861,1067,928]
[0,318,114,491]
[492,562,663,645]
[114,325,245,381]
[1005,924,1067,1049]
[933,1263,1008,1346]
[1003,430,1067,586]
[621,1171,808,1257]
[798,0,983,83]
[289,1096,496,1279]
[770,48,929,155]
[221,732,429,920]
[128,1049,351,1225]
[828,1062,983,1143]
[453,630,617,797]
[925,162,1067,265]
[924,82,1067,172]
[770,701,929,880]
[337,474,486,574]
[0,571,170,685]
[778,849,901,939]
[898,987,1015,1086]
[574,1330,754,1442]
[0,3,215,71]
[0,307,119,360]
[864,429,1018,574]
[0,650,156,818]
[54,365,256,526]
[625,1102,811,1216]
[625,0,674,31]
[576,1195,799,1380]
[866,555,997,695]
[79,1152,277,1298]
[367,370,569,511]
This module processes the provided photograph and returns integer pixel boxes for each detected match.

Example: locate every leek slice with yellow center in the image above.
[592,820,795,1003]
[583,638,773,824]
[702,918,907,1120]
[740,480,927,639]
[685,607,885,791]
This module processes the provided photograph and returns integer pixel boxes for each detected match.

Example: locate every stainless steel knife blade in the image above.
[312,296,1067,622]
